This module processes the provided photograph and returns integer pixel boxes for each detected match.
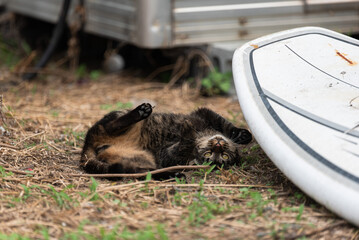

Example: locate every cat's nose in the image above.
[212,139,225,153]
[213,144,222,153]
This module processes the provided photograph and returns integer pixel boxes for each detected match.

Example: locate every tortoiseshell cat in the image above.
[80,103,252,174]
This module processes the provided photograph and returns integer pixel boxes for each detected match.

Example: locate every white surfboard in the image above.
[232,27,359,226]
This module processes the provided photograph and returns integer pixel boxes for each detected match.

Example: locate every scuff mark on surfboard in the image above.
[349,96,359,109]
[335,50,357,66]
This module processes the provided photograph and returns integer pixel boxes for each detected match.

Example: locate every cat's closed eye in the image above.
[95,145,110,155]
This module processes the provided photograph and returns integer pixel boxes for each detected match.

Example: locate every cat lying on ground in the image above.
[80,103,252,174]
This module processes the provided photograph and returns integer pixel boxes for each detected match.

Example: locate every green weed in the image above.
[175,177,186,184]
[246,191,271,218]
[31,84,37,95]
[201,69,232,96]
[89,177,98,192]
[238,187,251,198]
[78,177,101,201]
[70,130,86,141]
[62,221,94,240]
[90,70,102,81]
[173,192,184,206]
[23,142,37,149]
[250,144,261,152]
[39,226,50,240]
[187,192,230,226]
[141,202,149,209]
[99,225,119,240]
[269,223,292,240]
[293,191,307,203]
[206,164,216,174]
[281,203,305,221]
[75,64,87,79]
[20,184,32,201]
[297,204,304,220]
[38,185,77,209]
[60,223,168,240]
[8,184,35,206]
[63,129,86,147]
[0,166,13,178]
[0,233,31,240]
[145,172,152,181]
[50,110,60,117]
[193,161,215,179]
[75,64,102,81]
[118,224,168,240]
[90,177,99,201]
[267,188,278,205]
[0,36,30,69]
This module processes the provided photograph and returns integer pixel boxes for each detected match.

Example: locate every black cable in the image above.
[23,0,71,80]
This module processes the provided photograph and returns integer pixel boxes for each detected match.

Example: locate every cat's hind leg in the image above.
[83,143,156,173]
[103,103,152,135]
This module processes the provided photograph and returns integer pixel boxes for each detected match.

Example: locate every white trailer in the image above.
[3,0,359,71]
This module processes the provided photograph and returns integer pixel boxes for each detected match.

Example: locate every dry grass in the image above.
[1,72,359,240]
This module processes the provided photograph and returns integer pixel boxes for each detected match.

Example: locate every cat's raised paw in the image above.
[135,103,153,120]
[231,128,252,144]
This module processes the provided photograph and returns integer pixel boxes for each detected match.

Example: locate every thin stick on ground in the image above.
[351,230,359,240]
[3,167,33,175]
[67,165,211,178]
[158,183,277,189]
[0,143,19,150]
[14,131,45,146]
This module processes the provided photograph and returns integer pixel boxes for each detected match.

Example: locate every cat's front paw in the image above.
[134,103,153,120]
[230,128,252,144]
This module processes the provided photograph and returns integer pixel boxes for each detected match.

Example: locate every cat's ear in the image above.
[231,128,252,144]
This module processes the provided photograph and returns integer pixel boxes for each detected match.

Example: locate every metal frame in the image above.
[5,0,359,49]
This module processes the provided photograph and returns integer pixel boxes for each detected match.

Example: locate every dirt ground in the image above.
[1,69,359,239]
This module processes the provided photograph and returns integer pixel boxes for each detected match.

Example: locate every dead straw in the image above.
[0,70,355,239]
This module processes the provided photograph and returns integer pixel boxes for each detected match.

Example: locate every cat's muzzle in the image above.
[210,136,227,153]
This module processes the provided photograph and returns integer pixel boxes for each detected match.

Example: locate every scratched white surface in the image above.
[252,32,359,176]
[233,27,359,226]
